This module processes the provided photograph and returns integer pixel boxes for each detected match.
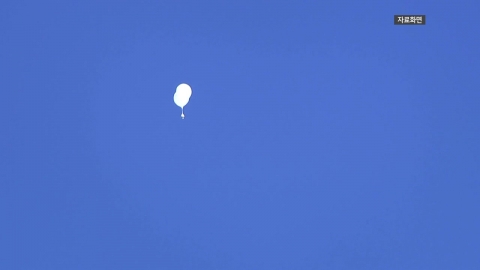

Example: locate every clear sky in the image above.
[2,0,479,269]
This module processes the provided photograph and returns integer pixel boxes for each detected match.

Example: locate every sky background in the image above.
[2,0,479,269]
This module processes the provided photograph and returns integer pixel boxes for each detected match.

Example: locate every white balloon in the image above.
[173,83,192,119]
[173,92,189,107]
[176,83,192,98]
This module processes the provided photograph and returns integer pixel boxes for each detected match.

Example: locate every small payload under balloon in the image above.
[173,83,192,119]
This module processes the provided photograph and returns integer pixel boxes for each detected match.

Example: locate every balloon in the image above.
[173,83,192,119]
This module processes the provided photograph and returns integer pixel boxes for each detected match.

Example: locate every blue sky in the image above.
[2,0,479,269]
